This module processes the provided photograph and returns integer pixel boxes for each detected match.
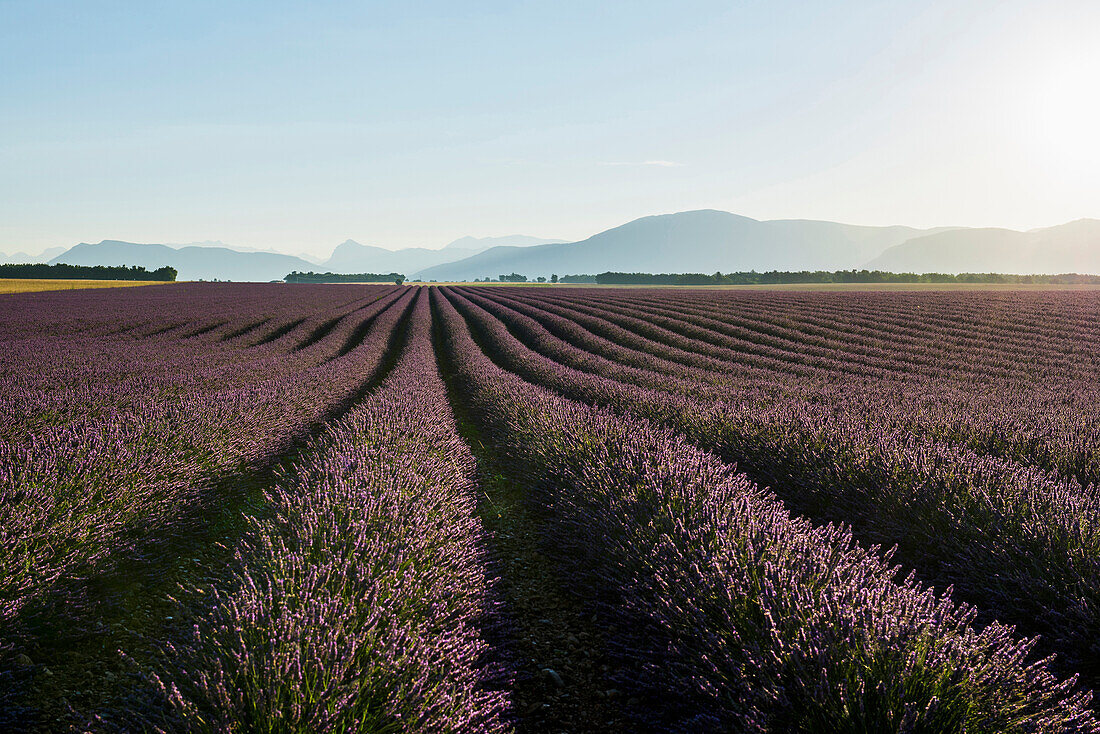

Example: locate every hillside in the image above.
[41,216,1100,283]
[867,219,1100,273]
[324,235,563,274]
[45,235,565,282]
[51,241,315,281]
[1,246,66,265]
[441,235,567,250]
[413,210,939,281]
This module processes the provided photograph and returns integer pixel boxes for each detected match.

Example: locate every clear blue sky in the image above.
[2,0,1098,256]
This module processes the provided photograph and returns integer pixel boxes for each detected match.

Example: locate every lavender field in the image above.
[4,282,1100,732]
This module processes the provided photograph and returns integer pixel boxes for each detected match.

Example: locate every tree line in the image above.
[285,271,405,284]
[0,263,178,281]
[591,270,1100,285]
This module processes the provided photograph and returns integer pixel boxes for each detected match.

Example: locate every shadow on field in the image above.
[430,291,637,733]
[1,294,417,732]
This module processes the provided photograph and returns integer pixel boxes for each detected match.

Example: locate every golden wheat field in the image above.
[0,279,172,295]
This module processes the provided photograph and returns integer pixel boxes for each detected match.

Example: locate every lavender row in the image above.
[471,286,818,383]
[0,286,413,629]
[1,285,402,438]
[154,289,508,732]
[0,286,393,440]
[458,286,799,398]
[433,287,1097,732]
[523,286,1092,389]
[496,286,985,386]
[479,286,1100,490]
[441,286,1100,686]
[528,288,938,380]
[580,288,1100,384]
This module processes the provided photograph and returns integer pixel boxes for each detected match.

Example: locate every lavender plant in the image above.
[153,290,508,732]
[433,287,1097,732]
[441,286,1100,685]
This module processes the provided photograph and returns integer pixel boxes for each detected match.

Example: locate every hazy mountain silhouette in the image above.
[323,236,563,274]
[413,210,945,280]
[43,236,563,281]
[168,241,327,265]
[1,246,66,265]
[324,240,476,275]
[441,235,567,250]
[867,219,1100,273]
[42,215,1100,282]
[51,241,316,281]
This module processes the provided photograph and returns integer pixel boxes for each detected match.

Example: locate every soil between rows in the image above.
[431,296,631,732]
[2,294,417,732]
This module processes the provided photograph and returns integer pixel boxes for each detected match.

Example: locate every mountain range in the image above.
[867,219,1100,274]
[28,211,1100,281]
[166,241,326,265]
[46,236,563,281]
[52,242,317,282]
[323,236,566,276]
[1,246,66,265]
[415,210,955,281]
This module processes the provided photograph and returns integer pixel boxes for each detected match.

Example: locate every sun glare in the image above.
[1023,47,1100,178]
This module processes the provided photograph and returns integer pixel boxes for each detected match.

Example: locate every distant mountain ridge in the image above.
[51,241,316,281]
[33,213,1100,282]
[42,235,564,282]
[322,235,564,274]
[441,235,567,250]
[413,210,951,281]
[867,219,1100,274]
[1,246,66,265]
[170,241,326,265]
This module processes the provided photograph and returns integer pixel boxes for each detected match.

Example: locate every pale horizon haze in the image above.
[2,0,1098,258]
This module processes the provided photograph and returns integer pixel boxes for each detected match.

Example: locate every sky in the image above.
[2,0,1098,258]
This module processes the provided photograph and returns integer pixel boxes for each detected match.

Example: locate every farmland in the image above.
[3,282,1100,732]
[0,279,173,295]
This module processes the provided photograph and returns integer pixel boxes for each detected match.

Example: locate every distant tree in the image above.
[0,262,176,281]
[536,276,546,283]
[550,273,558,283]
[284,271,405,284]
